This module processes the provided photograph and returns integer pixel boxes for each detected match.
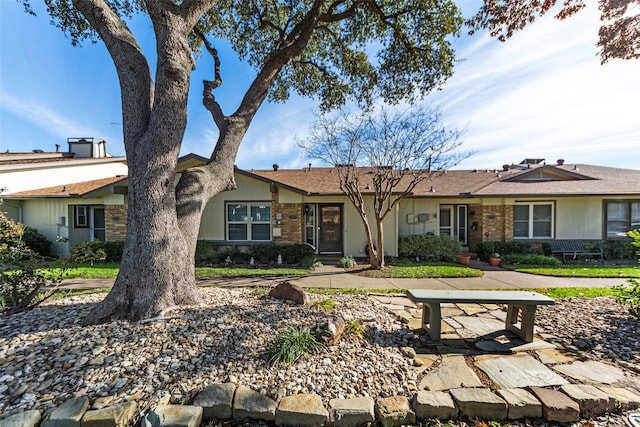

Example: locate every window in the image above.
[75,206,88,227]
[605,201,640,238]
[513,203,553,239]
[226,203,271,241]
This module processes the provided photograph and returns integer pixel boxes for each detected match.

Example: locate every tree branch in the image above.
[71,0,152,144]
[195,28,227,131]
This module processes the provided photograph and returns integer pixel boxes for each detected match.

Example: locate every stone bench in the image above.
[406,290,555,343]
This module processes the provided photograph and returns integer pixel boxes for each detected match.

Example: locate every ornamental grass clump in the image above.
[267,325,326,366]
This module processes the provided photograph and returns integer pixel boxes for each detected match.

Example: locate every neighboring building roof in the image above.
[477,164,640,196]
[3,176,128,199]
[0,151,127,171]
[245,163,640,197]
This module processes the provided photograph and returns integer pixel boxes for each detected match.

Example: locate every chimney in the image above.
[272,164,279,171]
[557,159,565,166]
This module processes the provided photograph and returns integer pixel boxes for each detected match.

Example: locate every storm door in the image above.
[318,204,343,254]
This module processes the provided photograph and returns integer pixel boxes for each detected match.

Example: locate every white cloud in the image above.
[0,90,99,140]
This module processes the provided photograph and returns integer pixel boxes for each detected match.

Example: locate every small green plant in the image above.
[613,229,640,318]
[337,256,356,269]
[613,280,640,317]
[345,319,367,337]
[313,297,337,312]
[267,325,326,366]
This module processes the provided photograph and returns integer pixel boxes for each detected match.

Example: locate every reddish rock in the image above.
[529,386,580,423]
[268,281,307,305]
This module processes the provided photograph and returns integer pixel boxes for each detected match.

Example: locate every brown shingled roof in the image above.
[245,163,640,197]
[5,176,128,198]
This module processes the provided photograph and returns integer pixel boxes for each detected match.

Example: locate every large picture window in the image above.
[605,201,640,238]
[226,203,271,241]
[513,203,553,239]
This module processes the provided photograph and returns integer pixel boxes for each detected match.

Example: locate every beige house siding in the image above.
[198,173,272,240]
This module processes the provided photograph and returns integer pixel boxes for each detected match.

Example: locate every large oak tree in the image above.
[24,0,462,322]
[22,0,636,323]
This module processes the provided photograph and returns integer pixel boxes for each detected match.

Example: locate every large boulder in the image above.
[269,282,307,305]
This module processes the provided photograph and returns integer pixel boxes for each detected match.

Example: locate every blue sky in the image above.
[1,1,638,170]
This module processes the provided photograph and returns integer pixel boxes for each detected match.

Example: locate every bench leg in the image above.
[505,304,537,342]
[421,303,442,340]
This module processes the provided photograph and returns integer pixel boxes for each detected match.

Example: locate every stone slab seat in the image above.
[406,290,555,343]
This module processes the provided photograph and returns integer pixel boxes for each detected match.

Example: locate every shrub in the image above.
[267,325,326,366]
[71,242,107,265]
[614,279,640,318]
[502,253,562,267]
[398,234,460,261]
[71,241,123,263]
[476,241,534,261]
[22,227,52,257]
[1,213,65,315]
[197,242,315,266]
[614,230,640,318]
[337,256,356,269]
[603,238,636,260]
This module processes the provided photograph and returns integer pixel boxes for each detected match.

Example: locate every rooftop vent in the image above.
[520,158,545,165]
[557,159,565,166]
[272,164,279,171]
[67,137,108,158]
[502,164,510,171]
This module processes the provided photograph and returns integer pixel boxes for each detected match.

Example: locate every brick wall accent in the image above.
[473,204,515,244]
[105,202,127,242]
[271,193,303,244]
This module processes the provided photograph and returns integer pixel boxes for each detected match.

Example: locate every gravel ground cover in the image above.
[0,289,639,426]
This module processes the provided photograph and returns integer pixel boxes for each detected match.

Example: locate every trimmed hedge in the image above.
[22,227,52,257]
[398,234,461,261]
[476,241,534,261]
[196,241,315,266]
[71,241,124,263]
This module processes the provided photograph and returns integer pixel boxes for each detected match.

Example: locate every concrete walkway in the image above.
[57,260,629,291]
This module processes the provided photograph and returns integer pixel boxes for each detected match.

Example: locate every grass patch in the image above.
[194,266,312,278]
[527,287,618,298]
[514,265,640,278]
[45,263,120,279]
[356,263,483,279]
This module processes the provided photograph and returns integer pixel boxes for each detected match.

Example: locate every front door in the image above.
[318,204,343,254]
[439,205,468,246]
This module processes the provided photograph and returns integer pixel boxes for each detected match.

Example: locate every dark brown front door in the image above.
[318,204,343,254]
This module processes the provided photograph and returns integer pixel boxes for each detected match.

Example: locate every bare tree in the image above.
[299,104,468,269]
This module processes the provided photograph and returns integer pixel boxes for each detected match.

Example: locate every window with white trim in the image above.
[605,201,640,238]
[226,203,271,241]
[513,203,554,239]
[75,206,88,227]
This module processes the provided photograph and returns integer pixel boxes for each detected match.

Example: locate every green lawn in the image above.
[42,263,312,280]
[531,287,619,298]
[356,263,483,279]
[194,266,312,278]
[513,265,640,278]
